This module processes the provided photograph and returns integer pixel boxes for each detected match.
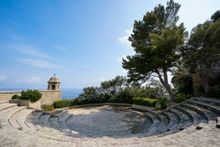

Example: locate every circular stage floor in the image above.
[66,105,149,137]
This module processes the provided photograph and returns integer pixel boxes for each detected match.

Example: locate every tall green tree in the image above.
[122,0,186,99]
[183,10,220,94]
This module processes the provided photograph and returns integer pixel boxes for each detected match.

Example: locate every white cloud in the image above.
[53,45,67,51]
[118,29,132,46]
[10,44,50,58]
[19,58,62,69]
[15,76,43,84]
[0,75,7,81]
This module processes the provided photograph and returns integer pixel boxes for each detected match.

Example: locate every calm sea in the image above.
[0,88,83,100]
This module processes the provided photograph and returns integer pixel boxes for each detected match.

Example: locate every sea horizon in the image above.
[0,88,83,99]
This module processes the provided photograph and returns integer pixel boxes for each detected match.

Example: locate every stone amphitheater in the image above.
[0,97,220,147]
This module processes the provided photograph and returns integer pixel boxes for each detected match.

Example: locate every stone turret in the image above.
[48,74,60,90]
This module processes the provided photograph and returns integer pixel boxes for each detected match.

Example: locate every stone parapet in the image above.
[0,90,61,106]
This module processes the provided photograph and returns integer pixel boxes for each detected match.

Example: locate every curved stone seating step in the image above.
[181,103,209,123]
[0,106,26,129]
[192,97,220,105]
[0,105,25,121]
[185,102,217,121]
[38,114,51,127]
[48,114,71,133]
[167,109,186,130]
[0,100,9,104]
[188,100,220,116]
[48,117,60,130]
[57,113,73,133]
[25,111,44,130]
[165,109,181,129]
[9,108,34,130]
[161,111,180,131]
[143,111,162,134]
[0,103,17,112]
[158,111,175,131]
[156,114,170,132]
[8,107,27,129]
[172,107,193,129]
[178,105,203,124]
[174,106,194,123]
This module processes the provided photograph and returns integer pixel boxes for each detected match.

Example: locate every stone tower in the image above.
[48,74,61,90]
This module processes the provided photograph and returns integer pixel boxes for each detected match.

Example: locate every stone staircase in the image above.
[0,97,220,146]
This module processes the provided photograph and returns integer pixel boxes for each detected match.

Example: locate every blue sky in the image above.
[0,0,219,89]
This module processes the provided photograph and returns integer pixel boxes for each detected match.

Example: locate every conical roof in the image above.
[48,74,60,83]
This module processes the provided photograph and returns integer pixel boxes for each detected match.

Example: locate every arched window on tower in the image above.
[52,85,56,90]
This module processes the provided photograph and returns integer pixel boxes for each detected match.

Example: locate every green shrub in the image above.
[11,94,20,99]
[20,90,42,102]
[132,97,157,107]
[53,99,73,108]
[109,89,133,104]
[157,97,168,109]
[42,104,54,111]
[176,93,188,103]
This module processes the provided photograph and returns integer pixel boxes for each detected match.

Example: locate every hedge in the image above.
[132,97,157,107]
[53,99,81,108]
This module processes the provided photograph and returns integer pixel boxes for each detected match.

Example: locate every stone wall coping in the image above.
[0,90,61,93]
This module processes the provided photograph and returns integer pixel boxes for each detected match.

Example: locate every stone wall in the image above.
[40,90,61,105]
[0,90,61,105]
[0,91,21,101]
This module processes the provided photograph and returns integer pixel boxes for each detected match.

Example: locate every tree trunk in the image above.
[156,70,175,99]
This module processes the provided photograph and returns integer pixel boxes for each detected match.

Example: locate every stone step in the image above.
[157,114,170,132]
[174,106,194,123]
[192,97,220,105]
[178,105,203,124]
[25,111,44,130]
[168,108,189,130]
[57,113,73,133]
[181,103,209,123]
[143,111,162,134]
[188,100,220,116]
[161,111,179,131]
[0,103,17,111]
[192,97,220,104]
[48,117,60,129]
[14,109,34,129]
[0,106,24,120]
[8,107,27,129]
[0,100,9,104]
[184,102,216,121]
[39,114,51,127]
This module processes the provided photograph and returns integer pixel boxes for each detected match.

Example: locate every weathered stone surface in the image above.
[1,97,220,146]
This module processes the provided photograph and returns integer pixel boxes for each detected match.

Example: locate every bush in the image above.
[108,89,133,104]
[11,94,20,99]
[53,99,73,108]
[42,104,54,111]
[157,97,168,109]
[20,90,42,102]
[132,97,157,107]
[176,93,188,103]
